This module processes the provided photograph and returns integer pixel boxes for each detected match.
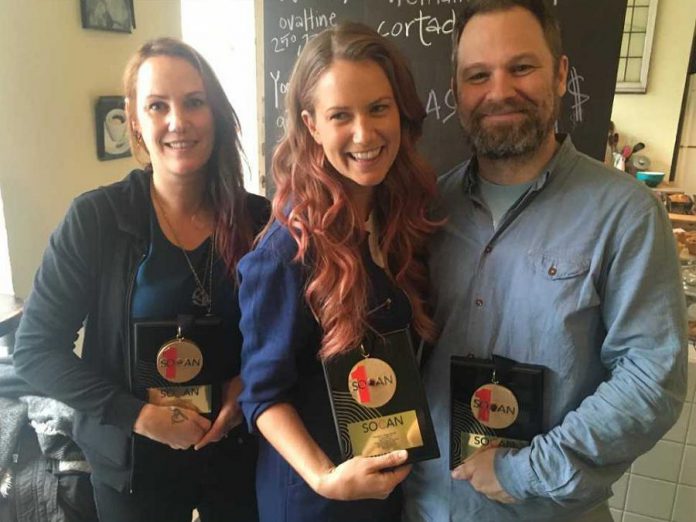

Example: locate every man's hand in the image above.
[195,377,244,450]
[451,447,517,504]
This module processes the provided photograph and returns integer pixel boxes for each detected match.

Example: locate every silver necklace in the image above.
[152,187,214,313]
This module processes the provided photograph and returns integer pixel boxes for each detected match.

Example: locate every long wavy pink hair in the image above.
[269,22,440,359]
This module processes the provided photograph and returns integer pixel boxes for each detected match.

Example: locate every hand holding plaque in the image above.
[133,402,211,450]
[194,376,244,450]
[451,446,518,504]
[315,450,412,501]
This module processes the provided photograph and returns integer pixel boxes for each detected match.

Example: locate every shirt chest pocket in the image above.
[532,252,589,279]
[524,251,598,312]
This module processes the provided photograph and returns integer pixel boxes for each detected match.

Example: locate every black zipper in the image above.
[127,245,147,494]
[367,297,392,316]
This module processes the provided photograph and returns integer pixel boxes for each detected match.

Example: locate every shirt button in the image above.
[548,266,557,276]
[484,245,492,254]
[475,298,484,308]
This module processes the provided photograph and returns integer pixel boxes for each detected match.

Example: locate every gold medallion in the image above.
[348,357,397,408]
[470,382,519,429]
[156,336,203,383]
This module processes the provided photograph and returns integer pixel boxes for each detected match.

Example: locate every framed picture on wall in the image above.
[80,0,135,33]
[95,96,131,161]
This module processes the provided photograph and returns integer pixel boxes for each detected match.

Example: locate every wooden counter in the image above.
[669,213,696,225]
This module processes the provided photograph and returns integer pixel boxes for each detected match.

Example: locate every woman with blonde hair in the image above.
[238,22,440,522]
[14,38,267,521]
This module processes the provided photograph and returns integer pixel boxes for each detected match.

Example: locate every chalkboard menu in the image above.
[262,0,626,193]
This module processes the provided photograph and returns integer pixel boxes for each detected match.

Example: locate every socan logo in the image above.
[156,340,203,383]
[470,383,519,429]
[348,358,397,408]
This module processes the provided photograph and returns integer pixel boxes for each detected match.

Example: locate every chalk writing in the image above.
[277,8,336,33]
[269,69,289,110]
[377,9,456,47]
[567,65,590,127]
[272,8,337,56]
[388,0,464,6]
[426,87,457,124]
[276,114,287,131]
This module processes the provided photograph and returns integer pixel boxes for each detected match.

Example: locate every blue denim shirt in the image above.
[403,137,688,522]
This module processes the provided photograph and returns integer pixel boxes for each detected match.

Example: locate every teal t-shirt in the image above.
[477,175,536,229]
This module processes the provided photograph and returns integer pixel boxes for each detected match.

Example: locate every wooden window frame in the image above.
[616,0,659,93]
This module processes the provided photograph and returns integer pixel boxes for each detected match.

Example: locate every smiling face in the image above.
[133,55,215,181]
[301,59,401,204]
[454,6,568,160]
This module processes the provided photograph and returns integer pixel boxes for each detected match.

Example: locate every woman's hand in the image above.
[133,403,211,450]
[314,450,411,501]
[256,403,410,500]
[194,376,244,450]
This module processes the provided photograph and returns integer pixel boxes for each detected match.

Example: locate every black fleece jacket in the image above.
[13,169,269,491]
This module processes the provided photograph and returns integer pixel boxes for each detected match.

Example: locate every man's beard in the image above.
[459,95,560,160]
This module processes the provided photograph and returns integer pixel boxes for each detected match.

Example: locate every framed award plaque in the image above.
[321,329,439,464]
[450,355,545,469]
[132,315,225,420]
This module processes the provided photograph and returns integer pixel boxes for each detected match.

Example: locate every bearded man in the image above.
[403,1,687,521]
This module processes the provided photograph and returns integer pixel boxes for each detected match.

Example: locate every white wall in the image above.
[611,0,695,177]
[181,0,261,194]
[0,0,182,299]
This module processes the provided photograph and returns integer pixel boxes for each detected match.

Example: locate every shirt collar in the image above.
[461,134,576,195]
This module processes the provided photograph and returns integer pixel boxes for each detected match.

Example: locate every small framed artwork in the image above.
[95,96,131,161]
[80,0,135,33]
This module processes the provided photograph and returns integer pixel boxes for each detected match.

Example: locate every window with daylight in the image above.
[616,0,659,93]
[0,188,13,297]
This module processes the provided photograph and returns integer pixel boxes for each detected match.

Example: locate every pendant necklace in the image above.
[152,185,214,313]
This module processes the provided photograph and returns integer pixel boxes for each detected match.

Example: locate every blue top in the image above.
[238,220,412,522]
[402,136,688,521]
[132,203,241,372]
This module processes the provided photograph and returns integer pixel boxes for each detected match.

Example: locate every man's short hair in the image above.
[451,0,564,84]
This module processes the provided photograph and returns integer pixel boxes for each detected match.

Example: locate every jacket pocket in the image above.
[72,412,129,468]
